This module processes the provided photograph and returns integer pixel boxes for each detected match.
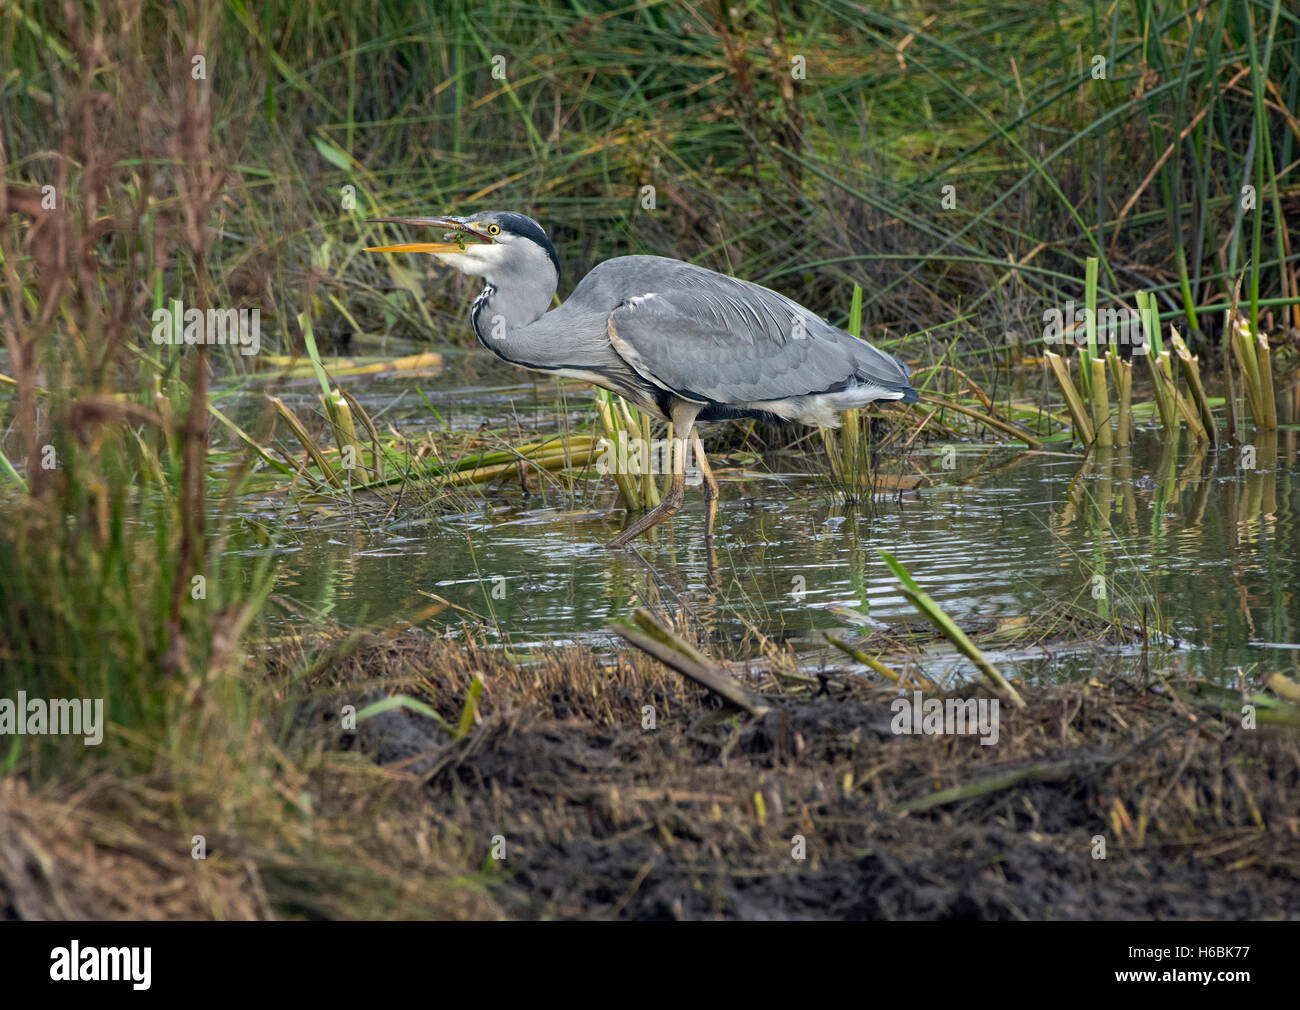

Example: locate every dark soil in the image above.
[290,628,1300,920]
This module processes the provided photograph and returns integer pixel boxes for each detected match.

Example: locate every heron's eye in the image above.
[487,224,500,235]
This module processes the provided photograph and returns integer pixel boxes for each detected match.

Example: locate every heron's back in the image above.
[566,256,916,424]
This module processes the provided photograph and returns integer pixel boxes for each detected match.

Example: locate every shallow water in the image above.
[231,357,1300,687]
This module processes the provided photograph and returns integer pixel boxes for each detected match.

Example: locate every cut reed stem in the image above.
[1107,350,1132,447]
[1044,351,1095,445]
[1089,357,1113,448]
[1169,329,1216,447]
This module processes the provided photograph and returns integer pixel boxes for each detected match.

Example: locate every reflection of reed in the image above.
[1236,429,1278,541]
[1052,453,1088,533]
[1053,430,1225,538]
[1186,448,1213,529]
[1284,378,1300,461]
[1092,446,1114,532]
[1115,446,1138,525]
[1155,429,1182,510]
[1179,437,1210,528]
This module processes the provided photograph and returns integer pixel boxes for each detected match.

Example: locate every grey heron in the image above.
[367,211,918,548]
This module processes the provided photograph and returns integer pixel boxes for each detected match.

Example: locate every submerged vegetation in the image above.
[1,0,1298,919]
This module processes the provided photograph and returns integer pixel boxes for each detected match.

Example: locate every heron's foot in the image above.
[606,486,685,549]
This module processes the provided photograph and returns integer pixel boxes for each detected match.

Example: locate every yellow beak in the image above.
[365,215,492,254]
[364,241,468,254]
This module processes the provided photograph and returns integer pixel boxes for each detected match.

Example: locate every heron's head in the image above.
[366,211,560,291]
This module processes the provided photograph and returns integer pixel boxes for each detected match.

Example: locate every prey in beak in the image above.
[365,216,496,254]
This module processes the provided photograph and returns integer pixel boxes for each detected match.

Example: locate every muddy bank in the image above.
[5,623,1295,921]
[289,628,1300,920]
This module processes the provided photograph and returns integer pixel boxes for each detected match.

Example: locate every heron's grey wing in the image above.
[605,281,914,407]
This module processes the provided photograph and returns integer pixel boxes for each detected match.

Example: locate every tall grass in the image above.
[6,1,1294,373]
[0,6,503,918]
[0,3,278,782]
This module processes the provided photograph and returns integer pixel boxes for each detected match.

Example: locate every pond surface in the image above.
[228,354,1300,687]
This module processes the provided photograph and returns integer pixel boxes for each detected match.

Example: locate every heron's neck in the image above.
[470,278,554,351]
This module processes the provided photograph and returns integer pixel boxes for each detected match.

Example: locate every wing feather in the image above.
[605,277,914,407]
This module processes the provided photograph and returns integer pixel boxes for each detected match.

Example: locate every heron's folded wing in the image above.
[605,284,911,406]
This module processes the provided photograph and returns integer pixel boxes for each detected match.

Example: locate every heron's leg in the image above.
[606,462,684,548]
[607,406,696,549]
[691,429,719,504]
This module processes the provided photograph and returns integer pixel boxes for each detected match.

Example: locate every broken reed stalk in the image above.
[1223,350,1242,446]
[613,608,771,717]
[895,583,1026,709]
[1162,350,1209,443]
[825,632,937,691]
[340,388,386,481]
[1266,672,1300,703]
[439,445,602,488]
[452,434,598,469]
[1144,353,1177,435]
[840,407,860,466]
[275,429,600,492]
[1089,357,1113,448]
[1118,361,1133,446]
[1136,291,1176,435]
[1169,329,1217,447]
[260,350,443,380]
[917,393,1043,447]
[894,754,1123,813]
[324,388,369,479]
[1107,350,1132,446]
[297,312,379,481]
[1255,323,1278,429]
[1044,351,1094,445]
[879,551,1026,709]
[208,402,294,476]
[442,435,600,484]
[610,382,667,507]
[639,413,661,507]
[1230,317,1264,424]
[616,395,640,442]
[1224,276,1275,429]
[593,390,642,508]
[269,395,344,488]
[1229,324,1260,422]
